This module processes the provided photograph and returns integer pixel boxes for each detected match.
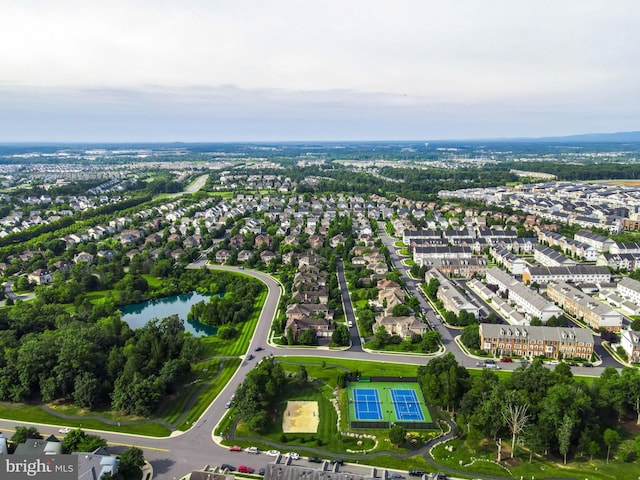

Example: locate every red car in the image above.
[499,357,513,363]
[229,445,242,452]
[238,466,254,474]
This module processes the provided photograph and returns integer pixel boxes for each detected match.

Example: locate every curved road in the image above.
[0,253,608,479]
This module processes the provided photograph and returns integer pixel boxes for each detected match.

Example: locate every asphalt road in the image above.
[0,244,616,479]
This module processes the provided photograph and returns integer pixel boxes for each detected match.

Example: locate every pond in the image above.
[120,291,217,337]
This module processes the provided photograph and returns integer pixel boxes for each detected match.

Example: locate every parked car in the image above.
[408,469,424,476]
[567,362,578,367]
[58,427,71,434]
[245,446,259,454]
[547,360,559,365]
[225,401,232,409]
[229,445,243,452]
[255,347,264,351]
[247,354,254,360]
[435,474,447,480]
[485,364,501,370]
[499,357,513,363]
[584,363,594,367]
[285,452,300,460]
[238,466,254,474]
[258,468,266,476]
[390,474,405,479]
[266,450,281,457]
[330,458,344,465]
[221,464,235,472]
[475,361,486,367]
[485,359,496,365]
[308,456,323,463]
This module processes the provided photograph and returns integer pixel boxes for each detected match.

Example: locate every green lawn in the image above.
[0,405,171,437]
[362,340,426,354]
[431,436,640,480]
[277,357,420,388]
[199,289,267,357]
[85,289,120,304]
[141,274,163,288]
[233,381,343,451]
[171,358,241,431]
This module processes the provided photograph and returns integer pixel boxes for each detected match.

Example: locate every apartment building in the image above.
[617,276,640,304]
[534,246,575,267]
[522,265,611,285]
[426,268,480,318]
[479,323,594,360]
[413,246,472,266]
[485,267,561,322]
[574,229,614,253]
[547,281,623,332]
[418,257,487,279]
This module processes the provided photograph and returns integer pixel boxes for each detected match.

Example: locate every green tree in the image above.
[523,427,545,464]
[295,365,308,383]
[558,414,574,464]
[331,324,350,346]
[119,447,145,477]
[604,428,621,463]
[425,278,440,300]
[631,318,640,331]
[389,424,407,446]
[73,372,102,409]
[421,330,442,353]
[391,304,411,317]
[460,324,480,350]
[11,426,40,444]
[373,325,389,348]
[588,440,600,461]
[298,329,317,346]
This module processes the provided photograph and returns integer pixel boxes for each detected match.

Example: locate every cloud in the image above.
[0,1,639,140]
[0,83,638,142]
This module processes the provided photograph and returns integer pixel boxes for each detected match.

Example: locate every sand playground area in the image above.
[282,401,319,433]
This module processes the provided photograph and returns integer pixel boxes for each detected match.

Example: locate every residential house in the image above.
[27,268,52,285]
[621,330,640,364]
[374,315,429,339]
[73,251,94,264]
[260,250,277,265]
[215,249,231,264]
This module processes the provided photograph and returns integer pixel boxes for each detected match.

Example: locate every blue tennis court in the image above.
[352,388,383,420]
[391,389,425,421]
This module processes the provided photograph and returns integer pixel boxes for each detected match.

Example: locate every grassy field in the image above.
[175,358,241,430]
[0,404,171,437]
[277,357,420,388]
[432,436,640,480]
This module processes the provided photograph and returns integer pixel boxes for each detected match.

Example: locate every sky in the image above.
[0,0,639,142]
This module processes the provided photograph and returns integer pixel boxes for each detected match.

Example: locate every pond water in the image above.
[120,291,217,337]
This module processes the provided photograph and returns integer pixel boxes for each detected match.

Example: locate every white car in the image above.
[285,452,300,460]
[245,446,260,454]
[58,427,71,434]
[266,450,281,457]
